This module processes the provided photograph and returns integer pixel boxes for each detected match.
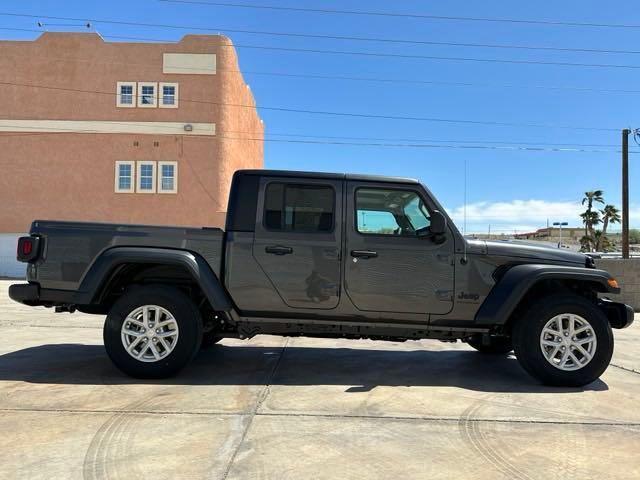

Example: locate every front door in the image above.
[253,177,342,310]
[344,181,455,315]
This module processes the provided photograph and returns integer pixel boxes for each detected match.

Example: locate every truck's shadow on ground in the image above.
[0,343,607,393]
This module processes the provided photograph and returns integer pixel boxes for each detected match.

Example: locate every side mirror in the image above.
[417,210,447,242]
[430,210,447,236]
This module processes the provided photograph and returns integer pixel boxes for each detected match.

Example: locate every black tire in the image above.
[466,335,513,354]
[512,294,613,387]
[104,285,203,378]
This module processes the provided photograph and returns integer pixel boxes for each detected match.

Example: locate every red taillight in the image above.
[22,239,33,256]
[17,236,40,262]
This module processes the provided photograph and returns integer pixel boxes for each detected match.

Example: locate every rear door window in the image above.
[264,183,335,232]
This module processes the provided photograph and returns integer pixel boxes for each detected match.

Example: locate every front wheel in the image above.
[103,285,203,378]
[512,294,613,387]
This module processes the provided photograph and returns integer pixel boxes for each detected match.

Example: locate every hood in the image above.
[466,239,588,266]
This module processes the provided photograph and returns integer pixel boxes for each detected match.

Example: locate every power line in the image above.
[258,131,624,148]
[2,28,640,95]
[0,124,635,154]
[226,43,640,70]
[158,0,640,29]
[3,25,640,70]
[0,80,619,132]
[2,12,640,55]
[0,121,627,151]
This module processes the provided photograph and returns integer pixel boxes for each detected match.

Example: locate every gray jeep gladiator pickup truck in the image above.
[9,169,633,385]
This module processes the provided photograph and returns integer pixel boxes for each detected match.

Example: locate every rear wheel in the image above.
[466,335,513,354]
[512,294,613,387]
[104,285,203,378]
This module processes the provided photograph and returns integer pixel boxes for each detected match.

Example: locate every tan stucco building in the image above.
[0,32,263,231]
[0,32,263,276]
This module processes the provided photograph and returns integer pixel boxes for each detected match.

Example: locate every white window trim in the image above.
[157,161,178,194]
[159,82,179,109]
[137,82,158,108]
[136,161,157,193]
[116,82,137,108]
[114,161,135,193]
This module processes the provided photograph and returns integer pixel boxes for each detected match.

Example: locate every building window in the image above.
[137,82,158,108]
[114,161,135,193]
[159,83,179,108]
[116,82,136,108]
[136,161,156,193]
[158,161,178,193]
[264,183,334,232]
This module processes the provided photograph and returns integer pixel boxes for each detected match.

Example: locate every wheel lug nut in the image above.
[153,338,158,343]
[156,329,160,334]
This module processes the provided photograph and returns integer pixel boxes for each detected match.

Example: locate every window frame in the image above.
[114,161,135,193]
[136,161,157,193]
[354,186,432,238]
[116,82,137,108]
[159,82,179,108]
[157,161,178,194]
[262,181,336,234]
[137,82,158,108]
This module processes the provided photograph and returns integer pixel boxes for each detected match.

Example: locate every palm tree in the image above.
[582,190,604,210]
[581,190,604,251]
[580,210,601,251]
[596,204,621,251]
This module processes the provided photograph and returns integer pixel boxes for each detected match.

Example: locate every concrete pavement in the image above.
[0,281,639,479]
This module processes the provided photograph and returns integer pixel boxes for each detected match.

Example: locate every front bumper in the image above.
[599,298,635,329]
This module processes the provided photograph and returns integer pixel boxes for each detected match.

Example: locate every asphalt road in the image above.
[0,280,639,479]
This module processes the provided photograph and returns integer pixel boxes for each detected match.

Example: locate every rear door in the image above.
[344,181,455,315]
[252,176,342,309]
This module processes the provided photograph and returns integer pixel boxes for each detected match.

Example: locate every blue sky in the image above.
[2,1,639,233]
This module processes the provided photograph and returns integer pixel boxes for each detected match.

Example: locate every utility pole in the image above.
[622,129,630,259]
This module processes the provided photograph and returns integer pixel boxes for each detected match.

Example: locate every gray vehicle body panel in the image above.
[27,220,224,291]
[12,169,630,337]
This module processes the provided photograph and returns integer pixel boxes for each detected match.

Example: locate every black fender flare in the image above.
[72,247,233,312]
[475,264,618,325]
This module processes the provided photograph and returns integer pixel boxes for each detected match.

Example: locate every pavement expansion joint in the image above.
[610,362,640,375]
[1,407,639,428]
[219,338,289,480]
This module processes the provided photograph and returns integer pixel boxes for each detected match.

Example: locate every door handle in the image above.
[351,250,378,259]
[265,245,293,255]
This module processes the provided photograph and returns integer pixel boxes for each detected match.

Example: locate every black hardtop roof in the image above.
[235,169,420,185]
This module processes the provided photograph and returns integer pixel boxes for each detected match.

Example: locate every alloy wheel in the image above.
[539,313,597,371]
[120,305,180,362]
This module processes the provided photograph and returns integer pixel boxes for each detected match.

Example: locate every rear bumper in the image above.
[8,283,75,307]
[8,283,40,305]
[599,298,635,329]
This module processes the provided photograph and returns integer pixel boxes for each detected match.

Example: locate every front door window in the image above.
[356,188,430,236]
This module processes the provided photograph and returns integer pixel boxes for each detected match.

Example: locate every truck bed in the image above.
[29,220,224,291]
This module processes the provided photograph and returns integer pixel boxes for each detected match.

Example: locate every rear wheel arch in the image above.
[75,247,233,314]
